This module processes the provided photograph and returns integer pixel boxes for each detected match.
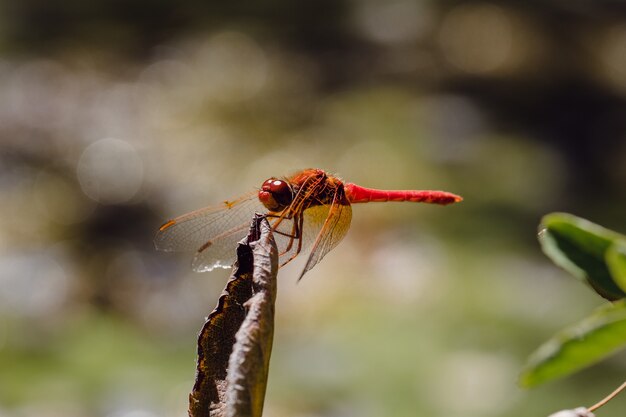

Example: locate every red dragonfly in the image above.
[155,168,462,279]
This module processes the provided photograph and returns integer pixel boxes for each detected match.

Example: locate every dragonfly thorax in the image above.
[258,178,294,212]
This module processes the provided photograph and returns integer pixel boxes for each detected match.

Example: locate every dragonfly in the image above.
[155,168,462,279]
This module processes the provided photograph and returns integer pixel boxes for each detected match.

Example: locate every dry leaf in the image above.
[189,214,278,417]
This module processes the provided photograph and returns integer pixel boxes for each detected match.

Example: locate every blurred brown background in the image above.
[1,1,625,416]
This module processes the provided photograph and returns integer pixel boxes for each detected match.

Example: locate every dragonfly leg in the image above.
[265,212,304,259]
[265,212,293,227]
[295,213,304,254]
[279,213,305,266]
[265,213,299,240]
[265,213,298,239]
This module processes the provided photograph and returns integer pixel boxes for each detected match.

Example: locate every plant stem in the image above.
[588,381,626,412]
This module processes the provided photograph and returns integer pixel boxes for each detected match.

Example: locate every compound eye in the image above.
[259,178,293,211]
[268,179,293,207]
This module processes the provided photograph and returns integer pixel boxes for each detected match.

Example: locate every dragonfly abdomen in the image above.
[344,183,462,205]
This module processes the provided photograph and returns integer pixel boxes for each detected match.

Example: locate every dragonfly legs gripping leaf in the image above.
[265,212,305,266]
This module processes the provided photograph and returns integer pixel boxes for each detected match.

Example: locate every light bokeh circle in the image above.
[76,138,143,204]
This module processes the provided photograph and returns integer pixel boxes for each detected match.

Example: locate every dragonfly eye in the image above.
[259,179,293,211]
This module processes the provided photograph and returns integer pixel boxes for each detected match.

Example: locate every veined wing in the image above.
[299,198,352,279]
[154,190,265,271]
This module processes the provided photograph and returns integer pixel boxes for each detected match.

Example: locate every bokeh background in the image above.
[1,1,626,416]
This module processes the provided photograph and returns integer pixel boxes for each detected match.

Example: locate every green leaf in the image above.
[520,300,626,387]
[606,240,626,293]
[538,213,626,301]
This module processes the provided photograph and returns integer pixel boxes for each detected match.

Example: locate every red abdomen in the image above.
[344,183,462,205]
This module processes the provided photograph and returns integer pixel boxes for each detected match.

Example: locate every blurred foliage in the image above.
[522,214,626,388]
[1,1,626,417]
[539,213,626,301]
[521,300,626,388]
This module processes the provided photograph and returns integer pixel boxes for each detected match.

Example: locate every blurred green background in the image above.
[1,1,626,416]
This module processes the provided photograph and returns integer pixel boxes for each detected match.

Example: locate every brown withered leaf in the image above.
[189,214,278,417]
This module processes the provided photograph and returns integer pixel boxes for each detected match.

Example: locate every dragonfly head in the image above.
[259,178,294,212]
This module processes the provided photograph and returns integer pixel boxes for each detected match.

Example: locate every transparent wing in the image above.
[154,190,265,271]
[299,200,352,279]
[191,220,253,272]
